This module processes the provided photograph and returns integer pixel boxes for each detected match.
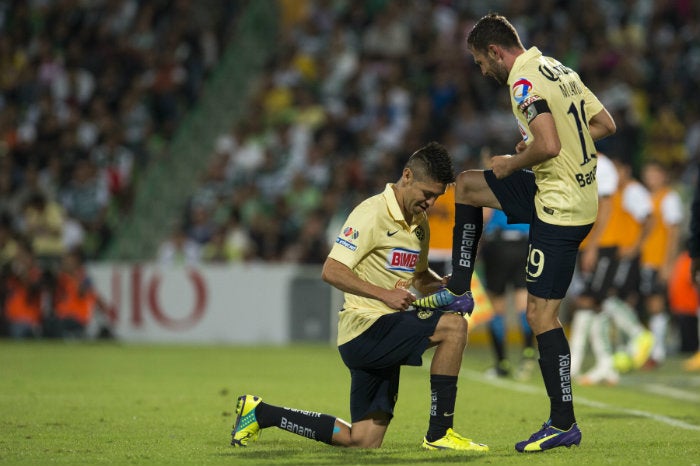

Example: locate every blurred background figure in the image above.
[639,160,684,369]
[50,248,107,339]
[1,240,44,339]
[569,153,618,382]
[157,224,201,266]
[481,208,534,380]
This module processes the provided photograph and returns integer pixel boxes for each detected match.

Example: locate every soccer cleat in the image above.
[631,330,654,369]
[515,422,581,452]
[485,360,512,379]
[577,363,619,386]
[422,428,489,451]
[683,351,700,372]
[515,353,537,382]
[412,287,474,316]
[231,395,263,447]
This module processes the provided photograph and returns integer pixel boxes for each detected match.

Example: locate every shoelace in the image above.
[447,429,472,442]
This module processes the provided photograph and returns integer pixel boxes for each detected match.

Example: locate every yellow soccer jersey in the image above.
[329,184,430,345]
[508,47,604,226]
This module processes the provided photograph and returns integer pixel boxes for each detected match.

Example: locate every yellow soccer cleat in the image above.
[631,331,654,369]
[683,351,700,372]
[231,395,263,447]
[422,428,489,452]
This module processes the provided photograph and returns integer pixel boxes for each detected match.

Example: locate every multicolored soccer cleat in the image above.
[422,428,489,451]
[412,287,474,316]
[515,421,581,452]
[231,395,263,447]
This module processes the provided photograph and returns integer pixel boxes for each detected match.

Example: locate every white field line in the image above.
[642,383,700,403]
[458,368,700,432]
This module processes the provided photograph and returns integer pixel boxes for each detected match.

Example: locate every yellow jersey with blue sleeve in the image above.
[329,183,430,346]
[509,47,604,226]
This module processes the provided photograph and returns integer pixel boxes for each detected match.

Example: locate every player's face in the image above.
[470,47,509,85]
[408,179,446,215]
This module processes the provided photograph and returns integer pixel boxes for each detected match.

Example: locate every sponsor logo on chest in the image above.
[386,248,419,272]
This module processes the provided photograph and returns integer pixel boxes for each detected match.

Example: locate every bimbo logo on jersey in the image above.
[386,248,419,272]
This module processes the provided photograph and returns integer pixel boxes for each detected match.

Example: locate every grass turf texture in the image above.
[1,342,699,465]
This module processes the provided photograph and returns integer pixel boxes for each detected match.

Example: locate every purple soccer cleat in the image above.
[515,422,582,452]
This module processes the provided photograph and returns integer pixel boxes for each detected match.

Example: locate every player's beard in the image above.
[487,56,509,85]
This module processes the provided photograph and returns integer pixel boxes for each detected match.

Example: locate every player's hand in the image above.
[382,288,417,311]
[491,155,515,179]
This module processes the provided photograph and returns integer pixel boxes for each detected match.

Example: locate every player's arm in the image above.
[321,257,416,311]
[587,107,616,141]
[491,108,560,179]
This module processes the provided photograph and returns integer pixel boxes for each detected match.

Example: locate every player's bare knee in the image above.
[455,170,493,206]
[442,313,468,343]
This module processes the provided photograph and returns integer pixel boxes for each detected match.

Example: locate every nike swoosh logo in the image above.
[443,412,454,417]
[526,278,537,283]
[387,230,399,236]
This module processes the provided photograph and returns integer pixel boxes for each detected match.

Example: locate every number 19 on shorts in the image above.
[527,244,545,280]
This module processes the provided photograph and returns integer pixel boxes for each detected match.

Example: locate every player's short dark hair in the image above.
[467,13,523,53]
[406,141,455,185]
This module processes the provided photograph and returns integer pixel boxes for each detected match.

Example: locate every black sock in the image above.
[536,328,575,429]
[425,374,458,442]
[447,204,482,295]
[256,401,338,444]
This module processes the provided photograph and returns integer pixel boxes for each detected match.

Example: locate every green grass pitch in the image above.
[1,341,699,465]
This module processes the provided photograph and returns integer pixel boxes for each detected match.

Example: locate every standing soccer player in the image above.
[231,142,488,451]
[413,14,616,452]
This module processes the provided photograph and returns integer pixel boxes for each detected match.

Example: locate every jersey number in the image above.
[567,100,596,166]
[527,245,545,278]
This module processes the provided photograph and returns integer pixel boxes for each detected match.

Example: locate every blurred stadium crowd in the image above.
[164,0,700,264]
[1,0,700,340]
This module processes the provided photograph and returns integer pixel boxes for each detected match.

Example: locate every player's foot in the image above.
[683,351,700,372]
[422,428,489,451]
[485,359,511,379]
[231,395,262,447]
[413,287,474,316]
[577,364,619,386]
[631,330,654,369]
[515,351,537,382]
[515,421,581,452]
[641,358,660,371]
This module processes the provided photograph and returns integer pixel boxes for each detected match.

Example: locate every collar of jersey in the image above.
[509,46,542,84]
[382,183,425,232]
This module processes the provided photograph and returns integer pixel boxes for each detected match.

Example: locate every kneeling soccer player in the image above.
[231,142,487,451]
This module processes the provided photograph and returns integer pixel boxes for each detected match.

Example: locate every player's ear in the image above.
[403,167,413,183]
